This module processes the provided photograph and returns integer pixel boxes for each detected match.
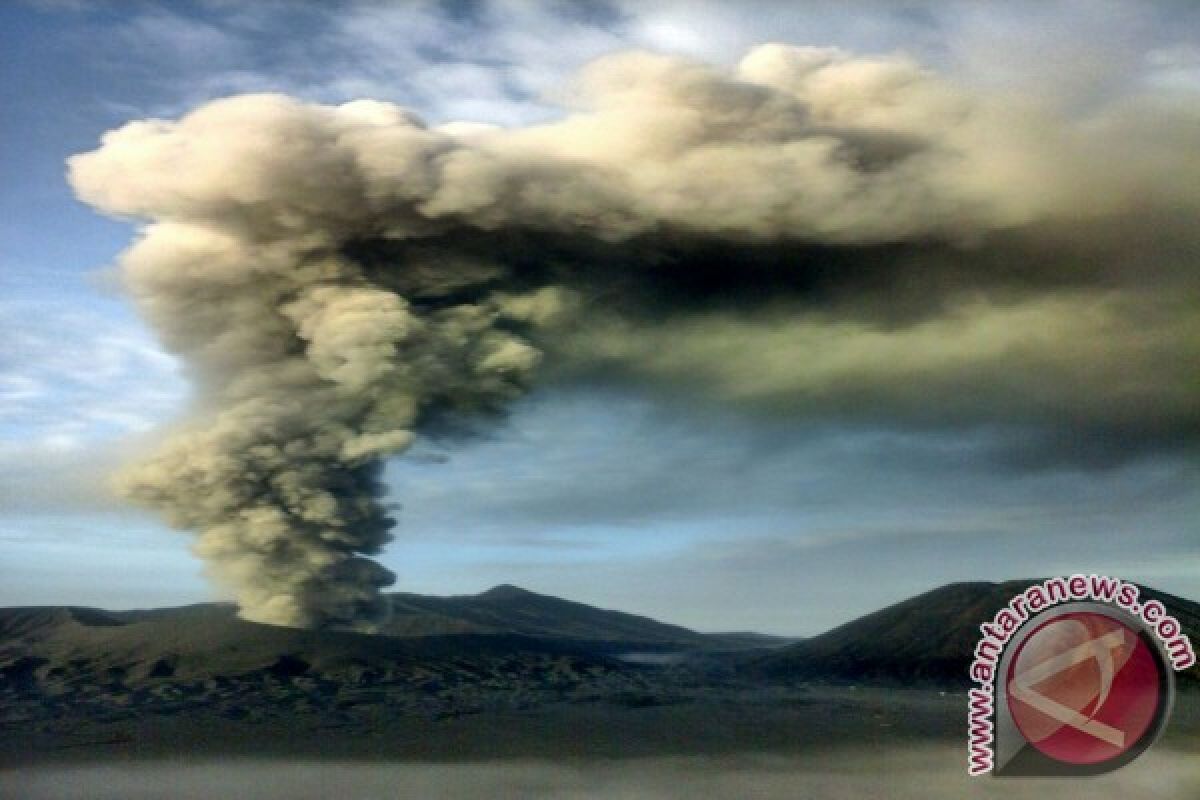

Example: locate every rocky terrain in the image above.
[754,580,1200,686]
[0,585,793,759]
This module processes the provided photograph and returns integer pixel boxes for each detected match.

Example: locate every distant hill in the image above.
[752,580,1200,687]
[0,585,789,691]
[5,579,1191,709]
[0,603,590,686]
[383,584,790,650]
[0,585,805,736]
[0,585,788,651]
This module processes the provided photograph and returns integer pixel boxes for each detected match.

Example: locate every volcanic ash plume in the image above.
[68,46,1200,627]
[67,100,559,627]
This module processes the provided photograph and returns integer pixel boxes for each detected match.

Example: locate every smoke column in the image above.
[68,97,566,627]
[68,46,1200,627]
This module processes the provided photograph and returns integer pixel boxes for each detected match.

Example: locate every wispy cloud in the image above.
[37,0,1200,127]
[0,296,184,450]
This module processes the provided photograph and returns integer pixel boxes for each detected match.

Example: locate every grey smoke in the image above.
[69,46,1200,627]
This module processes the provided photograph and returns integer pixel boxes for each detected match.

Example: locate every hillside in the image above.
[0,584,794,728]
[753,580,1200,687]
[381,584,783,650]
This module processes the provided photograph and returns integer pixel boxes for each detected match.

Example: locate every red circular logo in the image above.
[1006,611,1162,765]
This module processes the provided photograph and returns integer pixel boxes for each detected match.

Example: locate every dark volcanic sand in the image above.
[2,686,1197,763]
[1,690,1198,800]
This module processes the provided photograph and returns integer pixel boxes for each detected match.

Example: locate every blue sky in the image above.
[1,0,1198,634]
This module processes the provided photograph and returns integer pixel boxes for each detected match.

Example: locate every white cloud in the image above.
[0,297,185,451]
[71,0,1200,129]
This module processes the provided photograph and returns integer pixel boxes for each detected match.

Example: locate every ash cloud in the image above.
[69,45,1200,627]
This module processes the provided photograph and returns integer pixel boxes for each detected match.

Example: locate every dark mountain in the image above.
[6,578,1191,735]
[0,604,586,684]
[753,580,1200,687]
[0,585,788,692]
[383,584,787,649]
[0,586,798,734]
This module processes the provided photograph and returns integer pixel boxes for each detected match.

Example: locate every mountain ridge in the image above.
[3,580,1195,702]
[753,579,1200,687]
